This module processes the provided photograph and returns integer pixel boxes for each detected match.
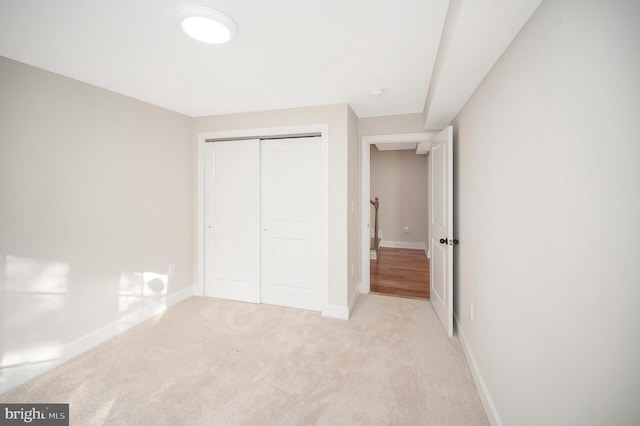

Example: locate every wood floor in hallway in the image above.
[370,248,430,299]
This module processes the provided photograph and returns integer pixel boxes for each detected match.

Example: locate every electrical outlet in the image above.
[168,264,175,276]
[403,226,409,234]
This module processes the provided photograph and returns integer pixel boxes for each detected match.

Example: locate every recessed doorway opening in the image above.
[360,132,436,299]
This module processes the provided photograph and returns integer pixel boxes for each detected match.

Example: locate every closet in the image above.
[203,136,323,311]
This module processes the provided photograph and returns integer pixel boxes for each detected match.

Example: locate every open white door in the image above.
[429,126,454,336]
[261,137,322,311]
[204,140,261,303]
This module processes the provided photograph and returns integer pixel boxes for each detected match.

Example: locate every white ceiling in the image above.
[424,0,543,128]
[0,0,542,122]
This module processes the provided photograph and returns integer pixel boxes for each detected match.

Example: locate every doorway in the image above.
[368,142,431,299]
[360,132,436,295]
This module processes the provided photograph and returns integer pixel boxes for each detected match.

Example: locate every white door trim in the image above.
[360,132,437,294]
[196,124,330,315]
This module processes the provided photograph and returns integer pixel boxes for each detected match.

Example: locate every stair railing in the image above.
[370,197,380,252]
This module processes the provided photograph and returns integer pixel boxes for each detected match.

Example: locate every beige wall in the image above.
[194,104,352,311]
[0,56,193,393]
[370,147,429,248]
[359,113,425,136]
[452,0,640,424]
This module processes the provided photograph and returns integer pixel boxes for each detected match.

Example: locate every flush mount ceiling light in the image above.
[177,6,238,44]
[368,88,384,97]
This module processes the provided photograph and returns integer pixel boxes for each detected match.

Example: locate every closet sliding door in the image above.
[261,137,322,311]
[204,139,261,303]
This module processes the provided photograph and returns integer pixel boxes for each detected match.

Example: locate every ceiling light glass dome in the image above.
[177,6,238,44]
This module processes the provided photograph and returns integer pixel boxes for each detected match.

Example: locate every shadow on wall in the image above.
[0,254,169,395]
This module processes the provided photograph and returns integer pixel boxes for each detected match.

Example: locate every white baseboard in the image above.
[380,240,427,251]
[455,314,502,426]
[324,304,349,320]
[0,286,194,395]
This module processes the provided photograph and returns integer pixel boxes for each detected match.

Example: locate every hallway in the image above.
[370,248,430,299]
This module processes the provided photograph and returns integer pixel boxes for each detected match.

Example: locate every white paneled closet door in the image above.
[204,139,261,303]
[261,137,323,311]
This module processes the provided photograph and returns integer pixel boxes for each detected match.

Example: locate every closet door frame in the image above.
[196,124,329,316]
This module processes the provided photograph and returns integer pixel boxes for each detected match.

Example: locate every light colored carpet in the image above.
[0,294,488,425]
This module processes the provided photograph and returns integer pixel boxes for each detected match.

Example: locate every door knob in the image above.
[439,238,448,244]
